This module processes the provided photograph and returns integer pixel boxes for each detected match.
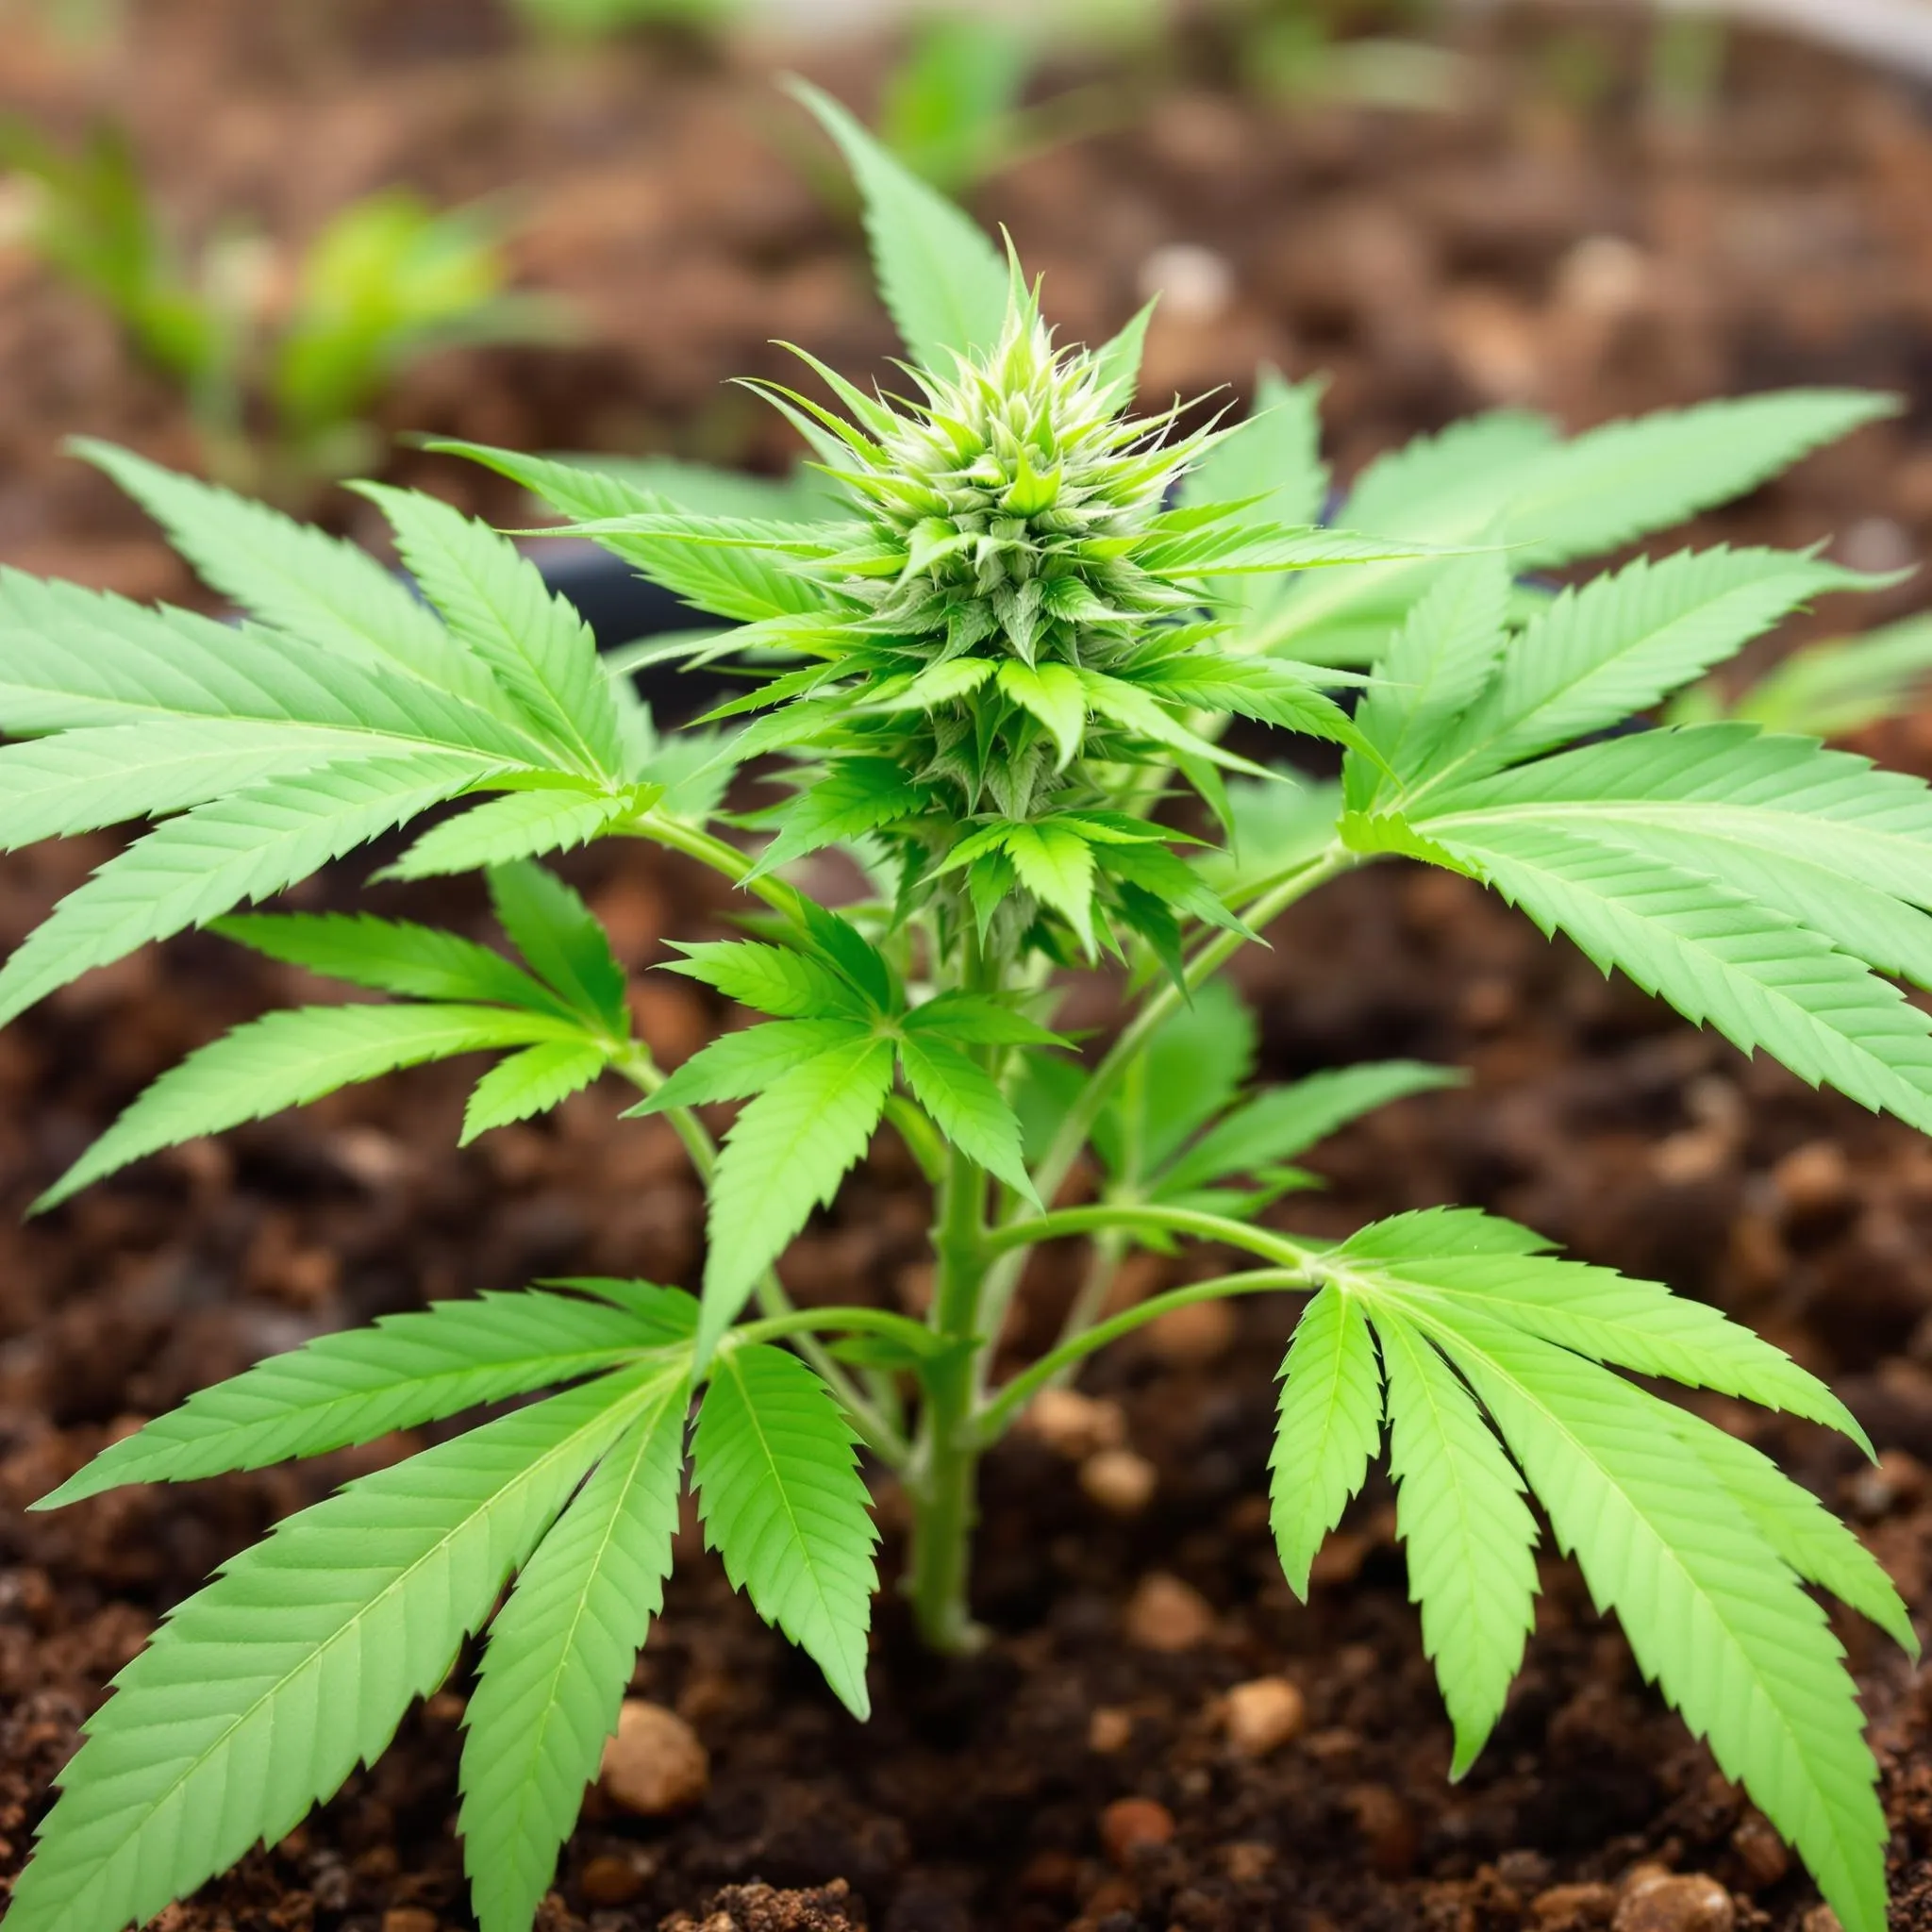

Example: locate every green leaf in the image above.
[1158,1061,1463,1196]
[0,720,413,850]
[558,452,840,524]
[1372,1305,1538,1777]
[693,1342,879,1717]
[0,752,496,1029]
[6,1370,661,1932]
[1718,612,1932,741]
[461,1040,611,1143]
[895,1031,1039,1204]
[381,784,644,881]
[786,77,1008,368]
[997,660,1088,769]
[358,484,625,779]
[430,440,833,622]
[630,1019,870,1114]
[1342,409,1557,541]
[0,571,542,759]
[1428,548,1873,787]
[1348,553,1511,808]
[40,1002,577,1209]
[747,758,926,879]
[35,1288,672,1507]
[1422,725,1932,987]
[1179,369,1329,536]
[796,899,898,1013]
[550,1278,700,1335]
[1003,821,1097,952]
[1270,1284,1382,1598]
[488,861,628,1036]
[215,910,570,1017]
[1418,1305,1888,1932]
[1337,1208,1865,1445]
[664,941,867,1020]
[1141,524,1439,579]
[1104,977,1256,1174]
[1424,815,1932,1138]
[1096,840,1253,942]
[699,1035,896,1357]
[459,1369,689,1932]
[1494,390,1899,570]
[75,440,510,713]
[1091,298,1155,411]
[903,991,1062,1047]
[1664,1406,1917,1657]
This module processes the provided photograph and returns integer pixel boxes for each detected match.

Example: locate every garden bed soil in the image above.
[9,821,1932,1932]
[8,4,1932,1930]
[0,0,1931,641]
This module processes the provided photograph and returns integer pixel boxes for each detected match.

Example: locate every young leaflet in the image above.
[0,75,1922,1932]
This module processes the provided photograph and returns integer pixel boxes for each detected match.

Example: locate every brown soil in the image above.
[8,813,1932,1932]
[0,1,1929,629]
[8,6,1932,1932]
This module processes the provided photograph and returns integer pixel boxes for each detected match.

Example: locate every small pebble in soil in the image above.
[1221,1675,1307,1756]
[1613,1868,1735,1932]
[1099,1796,1176,1867]
[1773,1140,1854,1223]
[1123,1571,1216,1651]
[1532,1883,1618,1928]
[598,1699,708,1816]
[1080,1446,1158,1515]
[1222,1841,1276,1882]
[1021,1387,1127,1457]
[1135,242,1236,324]
[1727,1808,1790,1889]
[1346,1783,1418,1876]
[1141,1296,1236,1364]
[660,1880,862,1931]
[579,1852,650,1907]
[379,1910,440,1932]
[1800,1908,1844,1932]
[1846,1446,1926,1520]
[1088,1706,1135,1753]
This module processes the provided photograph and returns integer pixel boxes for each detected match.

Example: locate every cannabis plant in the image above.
[0,121,567,501]
[4,78,1924,1932]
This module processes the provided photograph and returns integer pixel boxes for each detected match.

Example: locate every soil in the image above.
[8,6,1932,1932]
[0,0,1929,638]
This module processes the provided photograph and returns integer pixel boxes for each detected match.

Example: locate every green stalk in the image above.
[975,1264,1308,1444]
[906,1132,992,1650]
[975,847,1352,1351]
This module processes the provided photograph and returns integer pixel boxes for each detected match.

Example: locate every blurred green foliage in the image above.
[0,119,571,501]
[1669,613,1932,741]
[507,0,730,41]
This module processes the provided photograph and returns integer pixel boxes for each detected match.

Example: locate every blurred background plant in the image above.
[0,118,573,504]
[507,0,734,42]
[1221,0,1468,109]
[1668,615,1932,740]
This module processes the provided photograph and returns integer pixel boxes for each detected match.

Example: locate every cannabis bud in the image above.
[824,291,1197,671]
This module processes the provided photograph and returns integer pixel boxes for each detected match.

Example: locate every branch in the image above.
[974,1266,1309,1443]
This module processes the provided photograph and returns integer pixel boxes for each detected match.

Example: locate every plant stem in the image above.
[984,1200,1319,1272]
[975,1265,1308,1443]
[1029,850,1347,1210]
[624,808,808,925]
[906,1107,993,1651]
[1045,1225,1128,1389]
[974,848,1351,1349]
[730,1304,947,1356]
